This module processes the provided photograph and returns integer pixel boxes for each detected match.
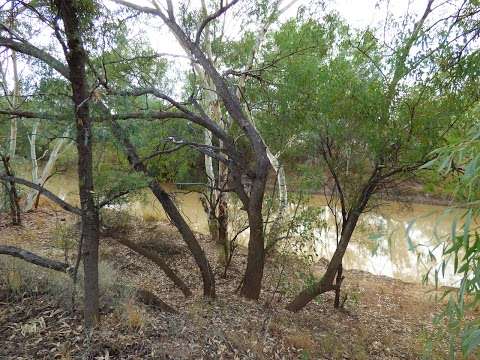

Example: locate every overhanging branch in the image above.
[0,36,70,79]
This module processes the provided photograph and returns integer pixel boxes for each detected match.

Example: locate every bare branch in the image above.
[0,245,69,272]
[0,173,81,215]
[195,0,241,45]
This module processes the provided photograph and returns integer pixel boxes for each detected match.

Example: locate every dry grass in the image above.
[0,207,463,359]
[284,331,315,351]
[121,300,147,330]
[0,256,71,301]
[141,210,159,223]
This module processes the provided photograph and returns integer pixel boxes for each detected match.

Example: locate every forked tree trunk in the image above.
[286,210,361,311]
[55,0,100,329]
[111,0,271,300]
[108,118,215,298]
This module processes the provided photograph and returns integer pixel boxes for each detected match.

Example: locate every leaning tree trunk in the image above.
[55,0,100,329]
[286,210,361,311]
[108,118,215,298]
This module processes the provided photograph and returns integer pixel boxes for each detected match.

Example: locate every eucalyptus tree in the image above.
[109,0,285,300]
[249,1,480,310]
[0,0,102,328]
[0,0,210,317]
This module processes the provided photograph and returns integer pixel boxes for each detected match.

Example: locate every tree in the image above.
[0,0,101,328]
[110,0,276,300]
[245,1,480,310]
[423,49,480,356]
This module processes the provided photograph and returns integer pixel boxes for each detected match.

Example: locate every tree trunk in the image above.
[217,159,229,264]
[1,154,21,225]
[333,263,343,309]
[115,236,192,298]
[149,182,216,297]
[240,172,268,300]
[108,118,215,298]
[204,129,220,245]
[55,0,100,329]
[9,49,19,158]
[286,211,361,312]
[28,120,40,184]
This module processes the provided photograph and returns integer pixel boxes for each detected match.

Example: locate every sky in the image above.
[108,0,430,57]
[0,0,438,94]
[101,0,431,90]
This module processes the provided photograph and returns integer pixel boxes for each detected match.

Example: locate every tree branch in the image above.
[195,0,241,45]
[0,245,69,272]
[0,173,81,215]
[0,36,70,79]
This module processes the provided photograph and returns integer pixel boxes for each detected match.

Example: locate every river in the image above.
[43,173,466,286]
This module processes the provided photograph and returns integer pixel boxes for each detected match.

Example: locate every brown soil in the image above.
[0,207,463,359]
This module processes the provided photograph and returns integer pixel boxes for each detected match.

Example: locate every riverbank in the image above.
[0,206,465,359]
[278,176,456,207]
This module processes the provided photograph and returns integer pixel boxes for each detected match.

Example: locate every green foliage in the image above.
[427,121,480,357]
[244,7,479,217]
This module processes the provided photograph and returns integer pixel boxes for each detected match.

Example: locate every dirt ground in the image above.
[0,207,470,359]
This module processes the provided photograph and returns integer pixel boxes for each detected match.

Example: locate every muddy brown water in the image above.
[43,173,469,286]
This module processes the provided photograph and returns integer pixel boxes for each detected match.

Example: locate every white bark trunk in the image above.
[24,128,71,211]
[29,120,39,182]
